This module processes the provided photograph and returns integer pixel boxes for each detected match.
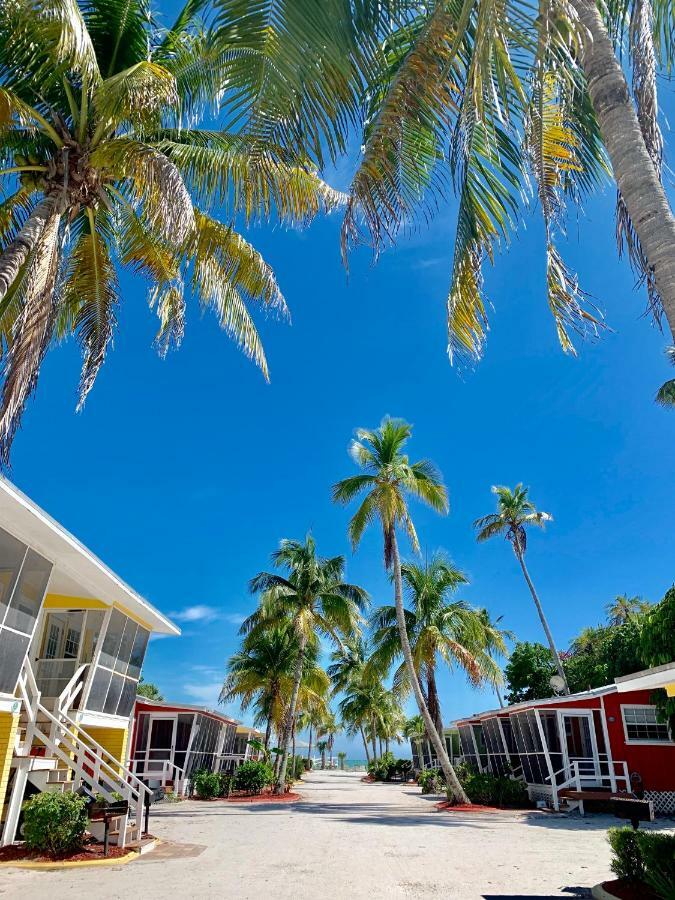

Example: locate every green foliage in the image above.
[22,792,88,855]
[218,773,233,797]
[609,827,675,897]
[233,760,274,795]
[638,831,675,898]
[459,771,529,808]
[418,768,444,794]
[293,756,306,781]
[565,618,646,693]
[193,770,221,799]
[136,677,163,701]
[642,587,675,667]
[504,642,558,703]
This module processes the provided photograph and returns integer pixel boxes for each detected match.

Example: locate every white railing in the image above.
[13,660,151,847]
[129,759,187,797]
[56,663,87,717]
[545,758,631,812]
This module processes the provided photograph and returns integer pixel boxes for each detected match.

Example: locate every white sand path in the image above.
[1,770,662,899]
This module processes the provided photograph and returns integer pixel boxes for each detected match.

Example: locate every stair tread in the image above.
[559,789,629,801]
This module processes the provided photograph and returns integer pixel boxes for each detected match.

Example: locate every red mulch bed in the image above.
[361,775,375,783]
[435,800,531,814]
[0,836,131,864]
[226,790,302,804]
[599,879,659,900]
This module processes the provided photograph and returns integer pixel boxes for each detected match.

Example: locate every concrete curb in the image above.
[0,849,139,870]
[591,882,618,899]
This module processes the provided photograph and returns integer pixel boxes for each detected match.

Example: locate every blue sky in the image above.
[8,88,675,758]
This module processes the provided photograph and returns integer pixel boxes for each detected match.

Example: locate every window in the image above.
[622,706,672,743]
[86,610,150,717]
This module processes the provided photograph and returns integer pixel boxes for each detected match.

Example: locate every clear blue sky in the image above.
[8,76,675,758]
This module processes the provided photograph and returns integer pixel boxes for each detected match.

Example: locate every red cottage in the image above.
[451,663,675,815]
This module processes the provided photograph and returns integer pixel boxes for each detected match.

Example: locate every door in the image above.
[559,711,600,785]
[144,716,177,776]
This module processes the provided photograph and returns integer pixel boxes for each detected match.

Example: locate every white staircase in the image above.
[2,660,150,847]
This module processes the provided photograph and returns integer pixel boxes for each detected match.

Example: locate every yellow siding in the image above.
[44,595,107,610]
[666,683,675,698]
[85,727,129,775]
[0,712,19,812]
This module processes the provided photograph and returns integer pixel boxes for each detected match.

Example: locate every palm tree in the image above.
[333,417,469,803]
[371,553,502,737]
[297,706,325,767]
[329,2,675,360]
[221,625,328,750]
[136,677,163,701]
[242,535,367,794]
[317,739,329,770]
[474,484,569,695]
[318,711,340,766]
[338,675,396,761]
[605,594,650,627]
[403,715,427,769]
[0,0,343,465]
[337,751,347,770]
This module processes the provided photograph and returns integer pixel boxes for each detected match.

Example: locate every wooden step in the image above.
[559,789,627,802]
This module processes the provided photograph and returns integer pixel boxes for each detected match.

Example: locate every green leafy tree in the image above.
[641,587,675,728]
[475,484,569,694]
[242,535,367,793]
[0,0,342,463]
[656,348,675,408]
[370,553,504,735]
[137,677,163,701]
[317,740,328,770]
[504,642,559,704]
[403,714,426,768]
[333,416,469,804]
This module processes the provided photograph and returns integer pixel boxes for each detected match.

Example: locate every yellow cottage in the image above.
[0,478,179,847]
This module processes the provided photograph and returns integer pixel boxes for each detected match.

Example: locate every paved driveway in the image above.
[0,771,646,899]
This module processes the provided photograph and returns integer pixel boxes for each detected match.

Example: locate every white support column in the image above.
[534,710,559,812]
[469,726,483,773]
[599,697,617,792]
[1,762,29,846]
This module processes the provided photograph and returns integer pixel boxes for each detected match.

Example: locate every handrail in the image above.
[56,663,88,716]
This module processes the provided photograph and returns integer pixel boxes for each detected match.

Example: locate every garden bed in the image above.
[226,789,302,804]
[436,800,532,813]
[0,836,132,864]
[596,878,659,900]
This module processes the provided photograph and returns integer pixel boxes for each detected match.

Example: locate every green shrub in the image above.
[637,831,675,898]
[462,772,496,805]
[217,773,233,797]
[22,792,88,855]
[293,756,305,781]
[233,760,274,795]
[193,771,221,799]
[609,827,675,897]
[418,768,444,794]
[458,771,529,807]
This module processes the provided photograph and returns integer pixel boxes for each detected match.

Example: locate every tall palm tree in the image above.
[317,739,329,770]
[371,553,502,737]
[242,535,368,793]
[338,675,396,761]
[332,416,469,803]
[297,706,325,766]
[328,1,675,364]
[474,484,569,694]
[220,625,328,749]
[605,594,649,626]
[318,711,340,765]
[0,0,343,464]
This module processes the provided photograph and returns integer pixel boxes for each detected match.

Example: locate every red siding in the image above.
[602,690,675,791]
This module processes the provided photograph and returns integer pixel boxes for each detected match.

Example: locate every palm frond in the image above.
[0,205,62,465]
[63,211,119,409]
[93,61,179,133]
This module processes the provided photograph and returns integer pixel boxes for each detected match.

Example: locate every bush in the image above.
[418,768,444,794]
[638,831,675,898]
[233,760,274,795]
[193,771,221,799]
[293,756,305,781]
[217,773,233,797]
[22,792,88,855]
[458,770,529,808]
[609,827,675,898]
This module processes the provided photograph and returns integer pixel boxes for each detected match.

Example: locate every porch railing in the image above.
[545,758,631,811]
[129,759,188,797]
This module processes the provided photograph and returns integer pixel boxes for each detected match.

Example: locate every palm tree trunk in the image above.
[495,686,504,709]
[275,628,308,794]
[385,737,389,754]
[570,0,675,337]
[371,716,377,759]
[264,716,273,750]
[515,548,570,694]
[378,737,383,757]
[390,528,470,804]
[426,668,444,738]
[306,724,313,763]
[0,196,57,302]
[292,719,296,770]
[360,725,371,764]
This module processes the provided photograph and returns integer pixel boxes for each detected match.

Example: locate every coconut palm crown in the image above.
[0,0,343,464]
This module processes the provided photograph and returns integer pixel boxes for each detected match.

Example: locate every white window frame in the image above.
[620,704,674,746]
